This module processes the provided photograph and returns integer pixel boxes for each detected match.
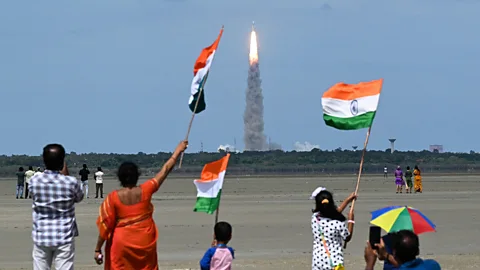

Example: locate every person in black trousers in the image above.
[79,164,90,198]
[94,167,104,199]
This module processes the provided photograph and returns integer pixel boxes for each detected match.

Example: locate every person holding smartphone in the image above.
[365,230,440,270]
[378,234,400,269]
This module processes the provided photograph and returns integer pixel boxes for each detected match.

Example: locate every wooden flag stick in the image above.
[211,203,221,246]
[344,126,372,249]
[351,126,372,208]
[214,201,220,225]
[178,72,210,169]
[214,152,229,225]
[212,153,230,245]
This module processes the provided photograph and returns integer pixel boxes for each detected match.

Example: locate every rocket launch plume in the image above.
[249,30,258,65]
[244,25,267,151]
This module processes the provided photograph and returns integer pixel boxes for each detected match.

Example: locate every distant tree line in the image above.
[0,149,479,177]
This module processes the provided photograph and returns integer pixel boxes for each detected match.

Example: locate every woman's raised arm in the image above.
[152,140,188,188]
[337,192,357,213]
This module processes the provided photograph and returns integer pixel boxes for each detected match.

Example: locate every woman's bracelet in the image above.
[95,249,101,253]
[347,220,355,224]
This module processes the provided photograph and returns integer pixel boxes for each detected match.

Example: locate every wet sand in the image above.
[0,174,479,269]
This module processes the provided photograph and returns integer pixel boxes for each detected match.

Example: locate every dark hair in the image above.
[83,164,87,168]
[313,190,346,222]
[18,167,24,172]
[392,230,419,263]
[117,162,140,187]
[406,166,410,170]
[29,166,33,170]
[43,144,66,171]
[414,165,420,173]
[214,221,232,243]
[97,167,102,171]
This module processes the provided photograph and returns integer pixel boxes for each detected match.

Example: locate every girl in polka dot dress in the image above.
[311,191,356,270]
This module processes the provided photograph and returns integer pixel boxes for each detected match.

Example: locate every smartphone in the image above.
[369,226,381,249]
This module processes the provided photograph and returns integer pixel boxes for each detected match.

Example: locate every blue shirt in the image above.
[399,258,441,269]
[382,235,399,270]
[200,244,235,270]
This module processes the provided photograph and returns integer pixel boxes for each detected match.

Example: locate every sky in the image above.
[1,0,479,155]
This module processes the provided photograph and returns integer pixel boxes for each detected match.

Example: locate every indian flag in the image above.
[322,79,383,130]
[189,28,224,114]
[193,154,230,214]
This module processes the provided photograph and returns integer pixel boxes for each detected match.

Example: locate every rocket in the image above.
[252,21,255,31]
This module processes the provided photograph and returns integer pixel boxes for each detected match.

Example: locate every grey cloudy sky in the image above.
[1,0,479,155]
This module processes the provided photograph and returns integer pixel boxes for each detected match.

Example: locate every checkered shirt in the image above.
[29,170,84,247]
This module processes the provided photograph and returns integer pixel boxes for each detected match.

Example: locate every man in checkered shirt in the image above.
[29,144,84,270]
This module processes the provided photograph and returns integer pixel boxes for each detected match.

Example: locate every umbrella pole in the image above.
[344,126,372,249]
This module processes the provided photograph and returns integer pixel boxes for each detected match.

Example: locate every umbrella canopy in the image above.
[370,206,436,235]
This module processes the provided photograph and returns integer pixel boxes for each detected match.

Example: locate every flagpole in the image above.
[214,200,220,225]
[352,126,371,203]
[178,25,224,169]
[344,125,372,249]
[214,151,228,226]
[212,152,229,246]
[211,197,221,246]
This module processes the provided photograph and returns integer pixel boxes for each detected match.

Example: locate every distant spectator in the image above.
[34,167,43,177]
[200,221,235,270]
[414,166,423,193]
[364,230,441,270]
[404,167,413,194]
[16,167,26,199]
[25,166,35,199]
[94,167,104,199]
[384,166,388,178]
[79,164,90,198]
[394,166,404,194]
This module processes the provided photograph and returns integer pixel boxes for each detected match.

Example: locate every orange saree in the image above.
[97,179,160,270]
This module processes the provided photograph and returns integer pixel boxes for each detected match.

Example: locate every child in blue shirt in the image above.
[200,221,235,270]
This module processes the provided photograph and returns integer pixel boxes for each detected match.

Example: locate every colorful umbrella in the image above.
[370,206,436,235]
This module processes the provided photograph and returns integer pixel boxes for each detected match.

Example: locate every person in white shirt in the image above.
[24,166,36,199]
[34,167,43,177]
[94,167,104,199]
[384,166,388,178]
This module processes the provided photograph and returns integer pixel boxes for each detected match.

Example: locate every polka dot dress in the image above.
[311,213,350,270]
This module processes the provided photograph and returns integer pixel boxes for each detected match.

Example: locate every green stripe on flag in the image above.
[189,90,206,114]
[323,111,376,130]
[193,189,222,214]
[189,72,209,114]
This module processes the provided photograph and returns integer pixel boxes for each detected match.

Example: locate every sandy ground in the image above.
[0,174,479,270]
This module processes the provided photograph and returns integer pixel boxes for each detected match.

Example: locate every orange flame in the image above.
[249,30,258,65]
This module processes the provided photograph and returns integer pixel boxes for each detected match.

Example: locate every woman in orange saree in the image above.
[413,165,423,193]
[94,140,188,270]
